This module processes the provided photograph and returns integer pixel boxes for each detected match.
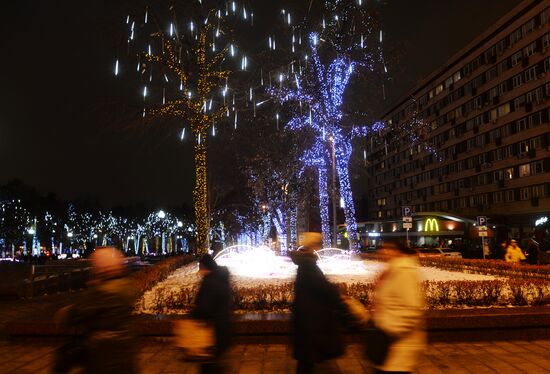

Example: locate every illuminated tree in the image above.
[0,199,30,258]
[266,1,387,249]
[118,2,253,255]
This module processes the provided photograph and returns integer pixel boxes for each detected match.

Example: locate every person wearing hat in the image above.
[505,239,526,263]
[290,232,346,374]
[53,246,138,374]
[191,254,233,373]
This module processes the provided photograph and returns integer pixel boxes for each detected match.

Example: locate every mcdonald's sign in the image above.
[424,218,439,232]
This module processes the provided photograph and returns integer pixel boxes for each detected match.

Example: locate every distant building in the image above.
[366,0,550,243]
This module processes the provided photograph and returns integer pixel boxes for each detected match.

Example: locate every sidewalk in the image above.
[0,338,549,373]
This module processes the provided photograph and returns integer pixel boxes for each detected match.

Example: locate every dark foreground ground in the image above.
[1,337,549,373]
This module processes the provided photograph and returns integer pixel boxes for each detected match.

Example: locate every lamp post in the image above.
[329,136,337,248]
[157,210,166,255]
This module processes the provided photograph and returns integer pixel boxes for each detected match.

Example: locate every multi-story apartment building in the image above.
[365,0,550,243]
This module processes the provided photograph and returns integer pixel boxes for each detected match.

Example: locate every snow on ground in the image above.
[137,259,497,314]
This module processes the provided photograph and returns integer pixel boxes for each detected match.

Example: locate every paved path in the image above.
[0,338,549,373]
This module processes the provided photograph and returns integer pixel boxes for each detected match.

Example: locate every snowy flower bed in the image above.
[135,259,550,314]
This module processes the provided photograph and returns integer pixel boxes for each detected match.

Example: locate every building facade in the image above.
[365,0,550,242]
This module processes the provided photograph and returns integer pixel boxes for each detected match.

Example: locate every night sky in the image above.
[0,0,521,209]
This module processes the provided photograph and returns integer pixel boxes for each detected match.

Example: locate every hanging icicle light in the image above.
[143,86,148,98]
[114,59,119,76]
[180,128,186,140]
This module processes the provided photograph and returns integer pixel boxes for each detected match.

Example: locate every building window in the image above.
[528,87,544,104]
[517,117,528,131]
[545,58,550,73]
[505,190,515,202]
[519,163,531,177]
[511,51,523,66]
[524,66,537,82]
[514,96,525,111]
[377,211,383,219]
[529,136,541,150]
[532,160,544,174]
[493,191,504,203]
[498,103,510,117]
[435,84,444,95]
[543,32,550,50]
[510,28,523,45]
[532,184,549,198]
[453,71,461,82]
[543,7,550,25]
[498,59,508,75]
[519,140,529,153]
[529,112,543,127]
[522,19,535,35]
[519,187,530,201]
[523,42,537,57]
[512,74,523,88]
[505,168,514,180]
[377,198,387,207]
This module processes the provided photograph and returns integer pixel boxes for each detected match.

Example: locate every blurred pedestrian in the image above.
[53,246,138,374]
[504,239,526,263]
[191,254,233,374]
[290,232,346,374]
[368,240,426,374]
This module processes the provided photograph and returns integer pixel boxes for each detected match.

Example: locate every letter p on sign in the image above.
[477,216,487,227]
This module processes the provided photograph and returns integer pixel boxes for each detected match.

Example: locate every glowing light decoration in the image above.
[119,3,252,255]
[265,1,439,248]
[213,245,367,278]
[268,30,385,249]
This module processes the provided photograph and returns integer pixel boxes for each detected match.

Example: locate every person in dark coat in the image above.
[526,238,540,265]
[53,246,138,374]
[191,254,233,373]
[291,232,346,374]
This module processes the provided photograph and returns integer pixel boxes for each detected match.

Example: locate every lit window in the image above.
[453,71,461,82]
[519,163,531,177]
[505,168,514,179]
[497,103,510,117]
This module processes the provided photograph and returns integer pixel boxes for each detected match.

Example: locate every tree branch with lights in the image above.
[117,2,253,255]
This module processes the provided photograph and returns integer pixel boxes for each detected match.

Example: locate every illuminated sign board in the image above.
[424,218,439,232]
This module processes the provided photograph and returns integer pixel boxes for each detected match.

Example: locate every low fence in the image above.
[22,257,143,298]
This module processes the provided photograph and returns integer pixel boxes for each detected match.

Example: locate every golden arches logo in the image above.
[425,218,439,232]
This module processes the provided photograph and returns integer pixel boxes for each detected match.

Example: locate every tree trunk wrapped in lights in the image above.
[118,3,252,255]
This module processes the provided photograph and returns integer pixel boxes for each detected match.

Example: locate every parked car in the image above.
[415,247,462,258]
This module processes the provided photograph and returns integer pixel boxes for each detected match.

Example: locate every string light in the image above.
[120,3,252,255]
